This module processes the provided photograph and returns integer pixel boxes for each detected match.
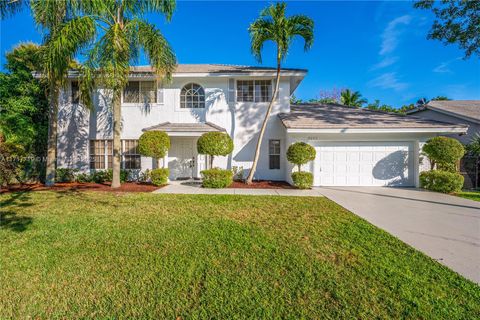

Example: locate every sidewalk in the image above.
[153,180,323,196]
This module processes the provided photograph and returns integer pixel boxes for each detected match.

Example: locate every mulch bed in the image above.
[229,180,294,189]
[0,182,161,194]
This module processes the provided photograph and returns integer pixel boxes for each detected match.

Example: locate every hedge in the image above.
[150,168,169,186]
[420,170,464,193]
[423,136,464,172]
[201,168,233,188]
[291,171,314,189]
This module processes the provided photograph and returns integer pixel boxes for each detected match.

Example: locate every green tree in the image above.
[340,89,367,107]
[246,2,313,184]
[197,132,234,168]
[0,43,48,159]
[286,142,316,172]
[138,131,170,168]
[414,1,479,58]
[78,0,177,188]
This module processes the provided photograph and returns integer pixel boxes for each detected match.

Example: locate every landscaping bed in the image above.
[229,180,293,189]
[1,192,478,318]
[0,182,161,194]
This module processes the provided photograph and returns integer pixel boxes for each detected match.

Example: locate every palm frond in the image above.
[128,19,177,80]
[0,0,26,19]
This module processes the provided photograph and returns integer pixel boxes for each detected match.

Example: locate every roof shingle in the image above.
[278,104,469,130]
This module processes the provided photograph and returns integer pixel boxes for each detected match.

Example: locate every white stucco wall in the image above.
[57,75,292,181]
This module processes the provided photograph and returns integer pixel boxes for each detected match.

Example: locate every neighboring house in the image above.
[406,100,480,144]
[407,100,480,188]
[56,64,467,187]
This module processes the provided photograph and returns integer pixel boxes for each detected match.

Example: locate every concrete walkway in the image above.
[153,180,323,196]
[318,187,480,284]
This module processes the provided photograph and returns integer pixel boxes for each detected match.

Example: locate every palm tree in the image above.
[28,1,96,186]
[340,89,367,108]
[246,2,313,184]
[76,0,177,188]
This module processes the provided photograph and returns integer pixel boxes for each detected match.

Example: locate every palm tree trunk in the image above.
[45,84,58,186]
[111,89,122,188]
[246,50,281,184]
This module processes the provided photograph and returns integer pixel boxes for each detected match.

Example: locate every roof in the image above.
[278,104,469,132]
[142,122,226,134]
[407,100,480,124]
[130,64,307,74]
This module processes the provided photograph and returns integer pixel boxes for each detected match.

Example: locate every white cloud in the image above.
[368,72,409,91]
[380,15,412,55]
[433,57,462,73]
[371,56,398,70]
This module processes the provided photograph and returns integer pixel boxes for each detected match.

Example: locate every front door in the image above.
[169,138,197,180]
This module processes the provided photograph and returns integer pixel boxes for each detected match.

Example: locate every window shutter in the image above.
[228,78,235,103]
[157,83,164,104]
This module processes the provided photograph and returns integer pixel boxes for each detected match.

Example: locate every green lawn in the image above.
[1,191,478,319]
[455,190,480,202]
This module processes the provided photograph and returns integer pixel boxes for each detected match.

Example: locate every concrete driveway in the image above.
[317,187,480,284]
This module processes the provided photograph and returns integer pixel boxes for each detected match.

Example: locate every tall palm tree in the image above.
[246,2,314,184]
[29,1,96,186]
[340,89,367,108]
[77,0,177,188]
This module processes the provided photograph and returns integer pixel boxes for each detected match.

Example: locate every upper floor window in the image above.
[123,81,156,104]
[237,80,272,102]
[180,83,205,108]
[71,81,80,104]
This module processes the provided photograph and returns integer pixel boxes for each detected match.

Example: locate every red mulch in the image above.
[0,182,161,194]
[229,180,293,189]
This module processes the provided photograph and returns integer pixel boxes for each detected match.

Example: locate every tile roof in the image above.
[142,122,226,133]
[131,64,307,74]
[278,104,469,130]
[418,100,480,123]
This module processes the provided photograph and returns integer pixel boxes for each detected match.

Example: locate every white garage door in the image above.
[314,142,414,187]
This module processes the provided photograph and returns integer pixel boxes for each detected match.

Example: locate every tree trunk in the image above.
[210,155,214,169]
[245,50,281,184]
[111,89,122,188]
[45,84,59,186]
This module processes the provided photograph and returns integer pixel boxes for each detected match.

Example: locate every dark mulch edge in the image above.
[229,180,294,189]
[0,182,162,194]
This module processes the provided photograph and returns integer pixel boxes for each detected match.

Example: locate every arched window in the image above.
[180,83,205,108]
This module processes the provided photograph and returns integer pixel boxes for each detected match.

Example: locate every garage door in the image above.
[314,142,414,187]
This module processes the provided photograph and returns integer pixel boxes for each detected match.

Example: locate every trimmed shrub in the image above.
[150,168,169,186]
[201,168,233,188]
[420,170,464,193]
[197,132,234,168]
[287,142,316,171]
[75,173,93,183]
[89,169,128,184]
[138,131,170,166]
[55,168,78,183]
[291,171,314,189]
[423,136,465,172]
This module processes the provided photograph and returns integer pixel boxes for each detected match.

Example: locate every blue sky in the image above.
[1,0,479,107]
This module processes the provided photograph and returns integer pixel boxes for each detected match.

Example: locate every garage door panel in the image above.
[315,142,414,187]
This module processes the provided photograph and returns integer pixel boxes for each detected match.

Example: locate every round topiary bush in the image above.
[287,142,316,171]
[150,168,169,186]
[201,168,233,188]
[291,171,314,189]
[138,131,170,166]
[423,136,465,172]
[197,132,234,168]
[420,170,464,193]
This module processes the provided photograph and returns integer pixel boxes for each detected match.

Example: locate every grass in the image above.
[455,190,480,202]
[1,191,479,319]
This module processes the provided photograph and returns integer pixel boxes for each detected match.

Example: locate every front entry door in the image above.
[169,138,197,180]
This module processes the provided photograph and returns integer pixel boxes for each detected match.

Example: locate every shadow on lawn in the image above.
[0,191,33,232]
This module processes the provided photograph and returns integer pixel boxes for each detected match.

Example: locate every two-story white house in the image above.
[56,64,467,187]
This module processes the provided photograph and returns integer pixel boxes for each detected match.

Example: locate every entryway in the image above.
[168,137,206,180]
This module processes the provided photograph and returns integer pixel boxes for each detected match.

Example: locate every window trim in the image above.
[122,80,158,106]
[236,79,272,103]
[268,139,281,170]
[179,82,206,109]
